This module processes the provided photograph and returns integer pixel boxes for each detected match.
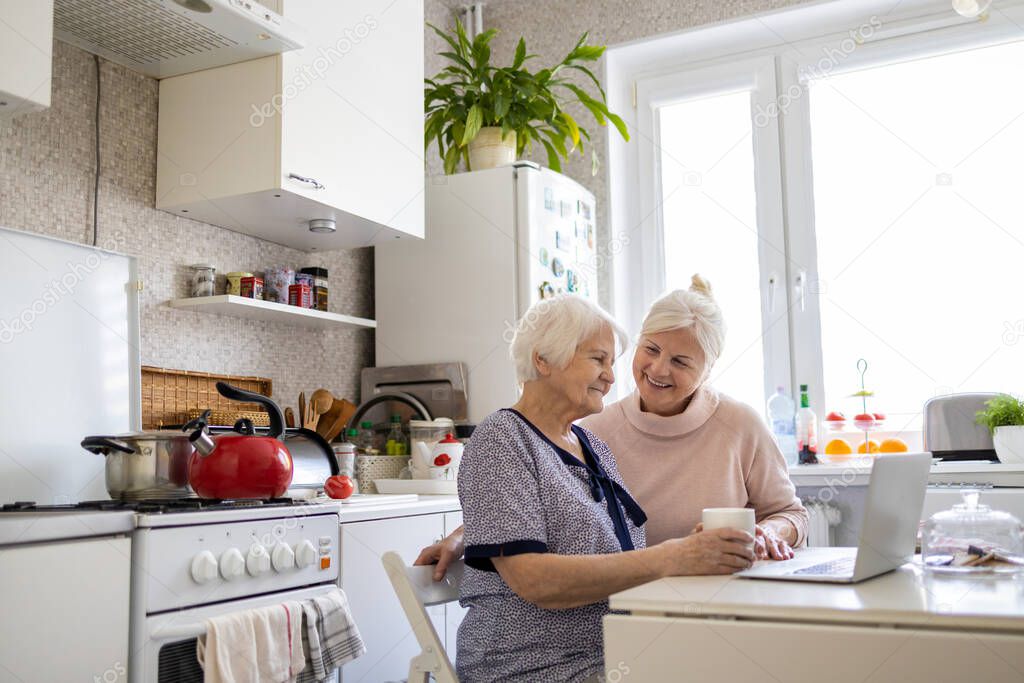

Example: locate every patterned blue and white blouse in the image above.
[456,408,647,682]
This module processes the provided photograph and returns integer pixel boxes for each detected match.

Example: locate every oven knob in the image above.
[294,539,317,568]
[190,550,219,584]
[271,542,295,572]
[220,547,245,580]
[246,544,271,577]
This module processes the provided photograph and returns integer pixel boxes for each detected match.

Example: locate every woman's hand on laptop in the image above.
[754,524,794,561]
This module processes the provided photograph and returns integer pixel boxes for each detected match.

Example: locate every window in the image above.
[658,91,767,409]
[611,1,1024,436]
[805,40,1024,430]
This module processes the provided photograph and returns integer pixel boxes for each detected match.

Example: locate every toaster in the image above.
[923,393,998,461]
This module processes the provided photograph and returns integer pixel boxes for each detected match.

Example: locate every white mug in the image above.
[702,507,755,538]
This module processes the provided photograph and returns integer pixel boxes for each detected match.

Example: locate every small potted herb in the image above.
[976,394,1024,463]
[425,20,629,174]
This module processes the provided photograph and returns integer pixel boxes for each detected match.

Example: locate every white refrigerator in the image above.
[375,162,598,423]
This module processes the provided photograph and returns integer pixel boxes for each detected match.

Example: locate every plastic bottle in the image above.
[385,415,407,456]
[331,431,359,494]
[357,420,377,454]
[796,384,819,464]
[766,386,798,465]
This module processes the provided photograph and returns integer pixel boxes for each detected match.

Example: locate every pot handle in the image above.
[216,381,285,439]
[81,436,135,455]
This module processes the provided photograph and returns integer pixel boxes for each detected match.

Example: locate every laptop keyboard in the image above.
[793,556,856,576]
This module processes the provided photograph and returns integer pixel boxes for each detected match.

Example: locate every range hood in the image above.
[53,0,305,79]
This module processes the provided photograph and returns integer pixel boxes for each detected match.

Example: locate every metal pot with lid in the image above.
[80,432,195,500]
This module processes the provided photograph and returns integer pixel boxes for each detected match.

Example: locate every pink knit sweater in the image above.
[580,386,807,547]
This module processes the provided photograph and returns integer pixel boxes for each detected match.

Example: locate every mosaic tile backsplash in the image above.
[0,40,374,411]
[0,0,804,415]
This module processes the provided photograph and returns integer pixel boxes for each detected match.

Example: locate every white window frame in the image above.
[605,0,1024,413]
[632,56,791,407]
[779,6,1024,419]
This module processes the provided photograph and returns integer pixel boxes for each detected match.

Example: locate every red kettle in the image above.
[184,382,293,499]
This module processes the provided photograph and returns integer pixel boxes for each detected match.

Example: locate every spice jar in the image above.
[225,272,252,296]
[189,264,216,297]
[299,267,329,312]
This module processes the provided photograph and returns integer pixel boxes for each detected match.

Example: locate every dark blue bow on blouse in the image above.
[585,471,648,528]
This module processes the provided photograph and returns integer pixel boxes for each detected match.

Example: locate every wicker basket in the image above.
[184,409,270,428]
[142,366,272,430]
[355,455,409,494]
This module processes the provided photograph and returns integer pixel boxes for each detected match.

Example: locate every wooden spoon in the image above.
[298,392,306,428]
[284,407,295,429]
[308,388,335,431]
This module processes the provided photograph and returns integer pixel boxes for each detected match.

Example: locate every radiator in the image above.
[802,501,841,547]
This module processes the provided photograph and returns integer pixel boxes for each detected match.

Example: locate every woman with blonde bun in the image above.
[417,275,806,578]
[579,274,806,555]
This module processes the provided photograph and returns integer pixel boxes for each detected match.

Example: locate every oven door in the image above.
[137,584,340,683]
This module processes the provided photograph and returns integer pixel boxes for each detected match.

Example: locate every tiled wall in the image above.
[0,39,373,412]
[425,0,816,309]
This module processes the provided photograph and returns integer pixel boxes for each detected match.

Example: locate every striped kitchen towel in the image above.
[297,588,365,682]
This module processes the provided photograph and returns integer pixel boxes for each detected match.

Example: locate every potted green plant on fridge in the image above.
[976,394,1024,463]
[425,20,629,174]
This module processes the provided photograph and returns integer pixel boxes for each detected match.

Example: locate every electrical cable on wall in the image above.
[92,55,101,247]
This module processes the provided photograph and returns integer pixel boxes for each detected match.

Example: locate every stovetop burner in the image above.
[0,498,310,514]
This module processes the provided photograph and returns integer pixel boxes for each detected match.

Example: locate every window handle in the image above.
[767,273,778,314]
[794,270,807,312]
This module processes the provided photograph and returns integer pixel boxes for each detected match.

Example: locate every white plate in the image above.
[374,479,458,495]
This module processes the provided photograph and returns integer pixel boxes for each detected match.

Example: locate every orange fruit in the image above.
[857,439,880,454]
[879,438,908,453]
[825,439,853,456]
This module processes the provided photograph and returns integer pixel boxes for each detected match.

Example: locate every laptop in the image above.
[736,452,931,583]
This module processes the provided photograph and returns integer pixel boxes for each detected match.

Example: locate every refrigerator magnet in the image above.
[587,224,594,249]
[555,231,569,251]
[539,247,550,266]
[544,187,555,211]
[539,281,555,299]
[566,269,577,292]
[551,258,565,278]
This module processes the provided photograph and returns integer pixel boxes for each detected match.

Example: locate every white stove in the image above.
[125,499,341,682]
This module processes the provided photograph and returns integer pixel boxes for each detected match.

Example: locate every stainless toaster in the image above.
[923,393,998,461]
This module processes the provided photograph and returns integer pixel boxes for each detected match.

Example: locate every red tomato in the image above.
[873,412,886,421]
[825,411,846,421]
[434,453,451,467]
[324,475,354,499]
[854,413,875,422]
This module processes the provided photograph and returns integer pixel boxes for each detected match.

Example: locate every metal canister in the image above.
[226,271,252,296]
[299,267,328,312]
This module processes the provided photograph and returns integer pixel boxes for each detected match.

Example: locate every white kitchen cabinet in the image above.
[156,0,424,251]
[341,514,446,682]
[0,536,130,682]
[0,0,53,118]
[443,510,467,660]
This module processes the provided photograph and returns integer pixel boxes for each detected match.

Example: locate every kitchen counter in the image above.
[0,510,136,546]
[605,547,1024,682]
[334,494,461,523]
[789,455,1024,487]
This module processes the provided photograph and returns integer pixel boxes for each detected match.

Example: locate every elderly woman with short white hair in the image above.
[455,294,755,683]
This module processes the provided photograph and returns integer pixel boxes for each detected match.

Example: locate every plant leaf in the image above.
[462,104,483,146]
[512,38,527,69]
[539,137,562,172]
[559,111,580,149]
[494,92,510,118]
[606,111,630,141]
